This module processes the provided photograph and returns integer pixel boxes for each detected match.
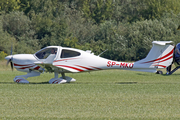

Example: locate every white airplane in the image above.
[5,41,178,84]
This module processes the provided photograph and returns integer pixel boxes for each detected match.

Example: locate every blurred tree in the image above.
[18,0,31,14]
[123,12,180,60]
[142,0,180,20]
[3,11,31,37]
[0,0,21,13]
[62,37,81,49]
[2,11,40,53]
[0,0,179,61]
[82,0,115,24]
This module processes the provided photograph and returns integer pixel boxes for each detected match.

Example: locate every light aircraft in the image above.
[4,40,179,84]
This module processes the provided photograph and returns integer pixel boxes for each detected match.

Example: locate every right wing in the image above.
[34,62,80,73]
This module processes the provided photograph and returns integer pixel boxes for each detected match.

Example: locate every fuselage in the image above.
[5,46,136,73]
[5,41,175,74]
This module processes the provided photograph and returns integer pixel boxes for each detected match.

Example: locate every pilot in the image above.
[51,48,57,54]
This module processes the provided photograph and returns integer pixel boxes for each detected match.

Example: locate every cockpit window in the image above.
[61,49,81,58]
[35,48,57,59]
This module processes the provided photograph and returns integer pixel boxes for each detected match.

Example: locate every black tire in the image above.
[156,70,163,74]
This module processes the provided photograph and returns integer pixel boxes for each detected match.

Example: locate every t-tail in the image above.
[132,41,174,73]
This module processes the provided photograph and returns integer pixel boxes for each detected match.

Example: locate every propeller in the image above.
[6,58,13,70]
[6,45,13,71]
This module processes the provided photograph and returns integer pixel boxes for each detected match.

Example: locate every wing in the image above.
[34,62,79,73]
[53,64,83,72]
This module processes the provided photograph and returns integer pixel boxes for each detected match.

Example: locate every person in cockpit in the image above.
[51,48,57,54]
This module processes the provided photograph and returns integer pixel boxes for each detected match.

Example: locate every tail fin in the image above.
[133,41,174,72]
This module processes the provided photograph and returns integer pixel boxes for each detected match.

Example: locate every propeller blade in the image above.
[6,58,13,71]
[10,61,13,71]
[6,44,14,71]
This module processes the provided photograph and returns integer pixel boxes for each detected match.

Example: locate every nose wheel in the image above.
[13,71,40,84]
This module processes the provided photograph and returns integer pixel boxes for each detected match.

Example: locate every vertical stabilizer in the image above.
[133,41,174,72]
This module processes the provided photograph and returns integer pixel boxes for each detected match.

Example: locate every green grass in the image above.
[1,62,180,119]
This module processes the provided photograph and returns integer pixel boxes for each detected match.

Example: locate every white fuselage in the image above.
[5,41,174,74]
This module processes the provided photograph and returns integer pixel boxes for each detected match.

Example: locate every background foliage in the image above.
[0,0,180,61]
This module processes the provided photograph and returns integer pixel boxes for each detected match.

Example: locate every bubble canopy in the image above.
[35,48,57,59]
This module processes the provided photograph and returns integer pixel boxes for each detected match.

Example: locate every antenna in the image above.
[98,49,108,56]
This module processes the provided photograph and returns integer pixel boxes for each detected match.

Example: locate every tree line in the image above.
[0,0,180,61]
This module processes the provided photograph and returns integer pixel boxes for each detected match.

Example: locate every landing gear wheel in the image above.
[156,70,163,74]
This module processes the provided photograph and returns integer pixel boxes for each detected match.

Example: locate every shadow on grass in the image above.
[3,81,179,85]
[137,73,169,76]
[0,82,16,84]
[136,73,155,76]
[115,82,137,84]
[0,81,139,85]
[73,82,138,85]
[0,81,49,84]
[29,82,49,84]
[137,72,180,76]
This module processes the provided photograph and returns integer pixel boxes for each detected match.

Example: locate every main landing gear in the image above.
[13,71,76,84]
[49,72,76,84]
[156,70,163,74]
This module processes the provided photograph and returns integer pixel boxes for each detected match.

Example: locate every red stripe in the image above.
[16,79,23,83]
[19,65,35,69]
[152,56,173,68]
[55,65,84,72]
[52,80,59,84]
[34,66,40,70]
[153,65,166,68]
[14,63,34,66]
[143,49,174,63]
[75,65,94,71]
[14,63,41,70]
[90,66,102,70]
[154,55,173,64]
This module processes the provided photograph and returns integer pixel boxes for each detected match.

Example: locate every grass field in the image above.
[1,61,180,120]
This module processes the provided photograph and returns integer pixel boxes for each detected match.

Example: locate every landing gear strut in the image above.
[13,71,40,83]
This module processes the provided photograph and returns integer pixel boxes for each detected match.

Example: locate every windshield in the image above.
[35,48,57,59]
